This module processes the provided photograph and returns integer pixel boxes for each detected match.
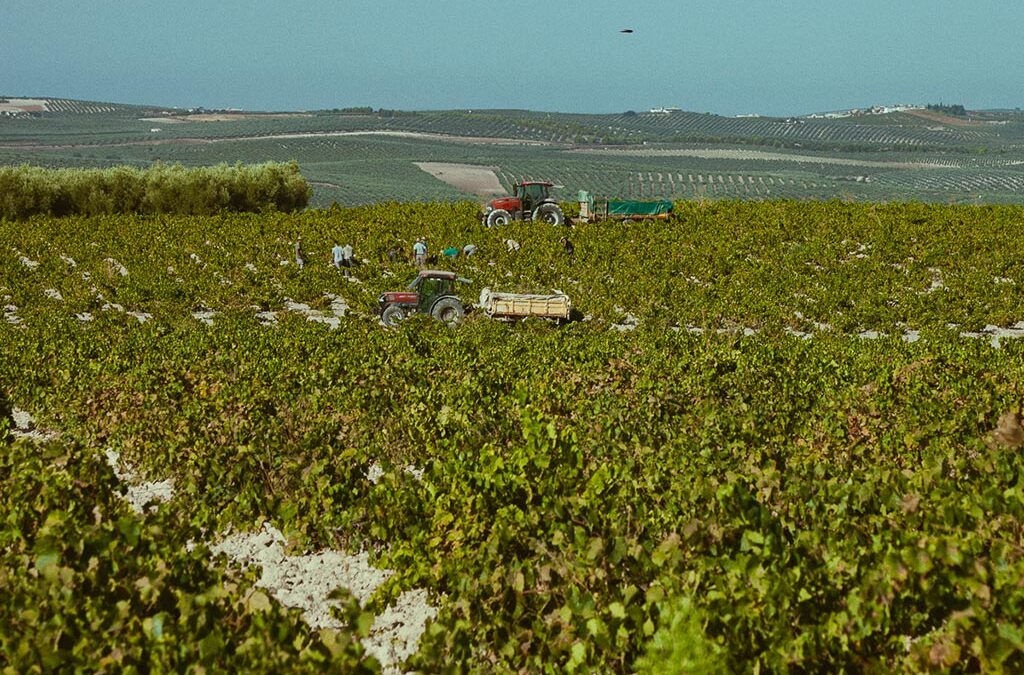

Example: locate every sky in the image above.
[1,0,1021,116]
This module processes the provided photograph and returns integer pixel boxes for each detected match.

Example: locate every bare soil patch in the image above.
[0,98,48,113]
[905,109,987,127]
[138,117,189,124]
[415,162,506,197]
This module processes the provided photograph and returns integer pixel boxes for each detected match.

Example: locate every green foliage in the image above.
[0,388,10,443]
[2,199,1024,671]
[927,103,968,117]
[635,595,726,675]
[0,162,310,219]
[0,440,376,672]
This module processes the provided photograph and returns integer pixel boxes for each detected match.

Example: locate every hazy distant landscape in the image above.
[3,96,1024,206]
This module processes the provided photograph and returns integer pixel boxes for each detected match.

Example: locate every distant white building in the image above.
[805,103,922,119]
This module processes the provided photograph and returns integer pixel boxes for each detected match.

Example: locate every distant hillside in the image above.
[0,96,171,118]
[4,96,1022,149]
[3,96,1024,207]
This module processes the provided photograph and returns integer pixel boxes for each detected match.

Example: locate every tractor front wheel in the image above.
[381,304,406,326]
[533,203,565,226]
[431,298,465,326]
[486,209,512,227]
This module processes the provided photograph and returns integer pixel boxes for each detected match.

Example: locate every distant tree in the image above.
[927,103,967,117]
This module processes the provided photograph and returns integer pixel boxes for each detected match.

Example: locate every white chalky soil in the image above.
[211,523,437,674]
[7,419,435,671]
[103,449,174,514]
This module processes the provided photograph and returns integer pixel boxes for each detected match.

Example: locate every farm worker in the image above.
[413,238,427,267]
[332,242,344,269]
[387,246,402,263]
[295,237,306,269]
[560,237,575,256]
[505,238,521,253]
[342,243,354,276]
[443,246,460,258]
[462,244,478,256]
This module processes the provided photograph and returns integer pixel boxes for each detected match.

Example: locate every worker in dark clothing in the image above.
[560,237,575,256]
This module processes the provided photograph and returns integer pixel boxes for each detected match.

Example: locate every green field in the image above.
[3,201,1024,671]
[3,98,1024,206]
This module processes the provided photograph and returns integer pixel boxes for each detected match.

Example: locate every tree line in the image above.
[0,162,310,220]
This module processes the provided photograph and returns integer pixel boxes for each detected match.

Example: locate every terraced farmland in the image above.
[3,98,1024,205]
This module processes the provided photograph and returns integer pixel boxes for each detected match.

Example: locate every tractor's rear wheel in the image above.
[381,304,406,326]
[533,203,565,226]
[431,298,465,326]
[486,209,512,228]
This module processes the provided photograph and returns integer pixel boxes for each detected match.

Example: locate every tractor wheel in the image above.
[431,298,465,326]
[486,209,512,228]
[533,203,565,226]
[381,304,406,326]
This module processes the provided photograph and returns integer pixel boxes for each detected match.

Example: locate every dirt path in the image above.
[566,147,959,170]
[0,130,559,151]
[139,113,313,123]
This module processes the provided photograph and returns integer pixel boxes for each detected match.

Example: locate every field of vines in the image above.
[3,200,1024,672]
[6,101,1024,207]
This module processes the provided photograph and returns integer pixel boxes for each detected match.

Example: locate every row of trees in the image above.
[0,162,310,219]
[927,103,968,117]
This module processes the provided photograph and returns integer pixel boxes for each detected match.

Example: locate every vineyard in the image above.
[4,100,1024,206]
[3,200,1024,671]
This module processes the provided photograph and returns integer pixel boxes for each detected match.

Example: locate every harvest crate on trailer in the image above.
[478,288,572,322]
[576,190,673,223]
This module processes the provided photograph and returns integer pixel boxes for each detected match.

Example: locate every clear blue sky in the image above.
[2,0,1021,116]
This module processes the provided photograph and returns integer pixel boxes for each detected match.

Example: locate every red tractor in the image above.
[480,180,565,227]
[378,270,472,326]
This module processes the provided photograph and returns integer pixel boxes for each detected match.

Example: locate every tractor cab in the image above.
[406,271,456,312]
[514,181,552,213]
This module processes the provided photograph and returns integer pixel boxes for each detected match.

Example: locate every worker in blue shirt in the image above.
[413,238,427,267]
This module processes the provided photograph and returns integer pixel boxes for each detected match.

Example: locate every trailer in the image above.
[379,272,572,327]
[576,190,673,223]
[478,288,572,322]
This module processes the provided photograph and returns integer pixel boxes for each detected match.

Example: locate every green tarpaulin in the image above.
[578,190,673,218]
[606,199,674,216]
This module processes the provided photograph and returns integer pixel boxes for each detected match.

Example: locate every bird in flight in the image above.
[620,29,634,33]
